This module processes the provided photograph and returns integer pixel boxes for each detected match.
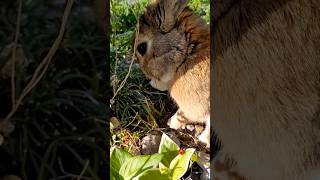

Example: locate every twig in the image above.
[126,131,140,154]
[11,0,23,109]
[94,118,108,125]
[51,158,92,180]
[110,2,140,105]
[124,112,138,128]
[77,160,90,180]
[0,0,75,130]
[110,55,135,105]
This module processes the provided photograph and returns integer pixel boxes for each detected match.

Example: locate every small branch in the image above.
[94,118,108,125]
[124,112,138,128]
[11,0,23,109]
[52,158,92,180]
[110,57,134,105]
[77,160,90,180]
[0,0,75,131]
[110,2,140,105]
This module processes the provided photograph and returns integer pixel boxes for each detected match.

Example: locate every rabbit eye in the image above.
[137,42,147,56]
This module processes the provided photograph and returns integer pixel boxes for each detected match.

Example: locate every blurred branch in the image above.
[77,160,90,180]
[11,0,23,109]
[0,0,75,131]
[48,158,92,180]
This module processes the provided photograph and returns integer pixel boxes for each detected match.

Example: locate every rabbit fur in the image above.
[135,0,320,179]
[134,0,210,146]
[212,0,320,179]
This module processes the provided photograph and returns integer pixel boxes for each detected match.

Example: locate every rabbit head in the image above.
[134,0,208,91]
[134,0,210,146]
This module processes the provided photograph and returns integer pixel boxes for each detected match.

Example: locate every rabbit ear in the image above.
[145,0,188,32]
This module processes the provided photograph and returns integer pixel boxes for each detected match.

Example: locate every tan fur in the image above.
[213,0,320,179]
[136,0,320,179]
[134,0,210,145]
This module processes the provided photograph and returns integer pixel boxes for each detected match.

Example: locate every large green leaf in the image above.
[159,162,171,175]
[119,153,163,180]
[169,148,195,180]
[133,168,171,180]
[158,133,179,167]
[110,147,133,180]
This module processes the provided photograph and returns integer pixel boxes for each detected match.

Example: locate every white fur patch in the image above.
[198,115,210,148]
[149,79,168,91]
[167,110,186,129]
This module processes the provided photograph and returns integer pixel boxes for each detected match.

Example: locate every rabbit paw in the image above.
[167,110,187,130]
[198,130,210,148]
[197,116,210,148]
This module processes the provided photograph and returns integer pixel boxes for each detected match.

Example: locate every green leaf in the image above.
[132,168,171,180]
[119,153,163,180]
[159,162,171,175]
[110,147,133,180]
[158,133,179,167]
[169,148,195,180]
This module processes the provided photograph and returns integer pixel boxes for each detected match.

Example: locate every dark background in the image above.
[0,0,109,179]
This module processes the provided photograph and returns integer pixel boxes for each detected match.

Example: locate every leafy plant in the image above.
[110,133,196,180]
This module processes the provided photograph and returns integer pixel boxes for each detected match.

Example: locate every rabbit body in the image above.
[213,0,320,179]
[135,0,320,179]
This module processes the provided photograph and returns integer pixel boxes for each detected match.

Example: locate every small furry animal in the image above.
[136,0,320,179]
[212,0,320,179]
[133,0,210,146]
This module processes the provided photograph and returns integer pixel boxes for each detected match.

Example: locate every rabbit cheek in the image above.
[147,57,168,78]
[149,79,168,91]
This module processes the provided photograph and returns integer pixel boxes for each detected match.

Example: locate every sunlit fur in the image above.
[213,0,320,179]
[134,0,210,146]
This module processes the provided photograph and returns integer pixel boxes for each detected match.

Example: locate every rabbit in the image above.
[134,0,320,179]
[211,0,320,179]
[133,0,210,147]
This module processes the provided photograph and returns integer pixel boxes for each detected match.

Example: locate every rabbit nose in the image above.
[137,42,147,56]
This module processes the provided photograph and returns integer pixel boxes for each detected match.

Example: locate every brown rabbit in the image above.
[212,0,320,179]
[133,0,210,146]
[135,0,320,179]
